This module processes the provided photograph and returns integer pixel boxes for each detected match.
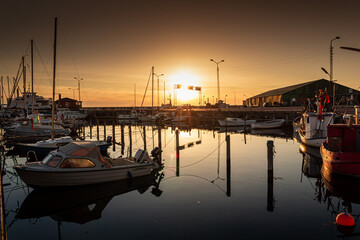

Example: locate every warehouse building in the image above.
[246,79,360,106]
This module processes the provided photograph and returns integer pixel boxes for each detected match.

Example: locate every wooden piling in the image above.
[96,119,99,141]
[112,119,116,152]
[176,129,180,177]
[121,122,124,155]
[158,126,162,164]
[267,140,274,212]
[90,119,92,139]
[103,121,106,141]
[129,124,132,157]
[226,135,231,197]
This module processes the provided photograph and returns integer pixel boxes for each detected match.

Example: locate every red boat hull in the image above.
[321,144,360,177]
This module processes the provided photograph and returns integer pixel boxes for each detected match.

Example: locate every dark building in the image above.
[246,79,360,106]
[55,97,82,110]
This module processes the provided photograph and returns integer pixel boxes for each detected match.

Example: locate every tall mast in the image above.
[31,39,34,114]
[134,83,136,110]
[22,56,28,115]
[0,76,3,106]
[151,66,154,116]
[52,17,57,139]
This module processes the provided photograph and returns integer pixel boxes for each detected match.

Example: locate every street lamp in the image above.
[210,59,224,103]
[329,36,340,105]
[225,95,227,104]
[74,77,83,101]
[154,73,163,107]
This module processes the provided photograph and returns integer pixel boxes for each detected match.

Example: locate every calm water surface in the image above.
[3,125,359,239]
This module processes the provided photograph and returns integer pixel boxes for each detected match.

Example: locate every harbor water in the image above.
[1,124,359,239]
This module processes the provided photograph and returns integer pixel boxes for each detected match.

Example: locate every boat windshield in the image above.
[41,154,53,164]
[41,153,63,168]
[60,158,96,168]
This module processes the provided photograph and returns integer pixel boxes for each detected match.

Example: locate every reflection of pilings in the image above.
[129,124,132,157]
[0,158,7,239]
[176,129,180,177]
[267,140,274,212]
[226,135,231,197]
[143,126,147,151]
[158,127,162,164]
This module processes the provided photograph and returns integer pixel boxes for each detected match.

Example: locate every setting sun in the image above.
[168,70,201,104]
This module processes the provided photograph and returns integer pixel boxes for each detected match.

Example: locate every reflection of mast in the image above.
[267,140,274,212]
[226,134,231,197]
[176,129,180,176]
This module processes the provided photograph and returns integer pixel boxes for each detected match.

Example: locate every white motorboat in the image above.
[14,142,160,188]
[251,119,285,129]
[218,118,256,127]
[298,112,333,148]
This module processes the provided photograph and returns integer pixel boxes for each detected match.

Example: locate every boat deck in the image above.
[107,157,135,167]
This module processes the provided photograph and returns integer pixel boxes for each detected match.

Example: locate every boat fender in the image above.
[127,171,133,181]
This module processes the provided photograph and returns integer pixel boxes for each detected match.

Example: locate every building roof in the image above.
[248,79,325,99]
[55,97,77,102]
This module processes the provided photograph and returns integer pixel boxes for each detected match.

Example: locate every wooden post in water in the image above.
[129,124,132,157]
[90,119,92,139]
[143,126,147,151]
[226,135,231,197]
[112,119,116,152]
[103,121,106,141]
[267,140,274,212]
[176,129,180,176]
[96,119,99,141]
[158,126,162,164]
[121,122,125,155]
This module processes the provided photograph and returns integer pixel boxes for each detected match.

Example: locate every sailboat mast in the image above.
[22,56,28,115]
[31,39,34,114]
[51,17,57,139]
[151,66,154,116]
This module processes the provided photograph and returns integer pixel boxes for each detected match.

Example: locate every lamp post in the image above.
[329,36,340,106]
[225,95,227,104]
[210,59,224,103]
[74,77,83,101]
[154,73,163,107]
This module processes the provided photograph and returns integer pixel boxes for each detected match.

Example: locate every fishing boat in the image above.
[218,118,256,127]
[320,123,360,177]
[251,119,285,129]
[14,142,160,188]
[298,112,334,148]
[13,136,112,161]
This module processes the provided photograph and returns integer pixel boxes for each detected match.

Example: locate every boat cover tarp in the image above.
[58,142,101,158]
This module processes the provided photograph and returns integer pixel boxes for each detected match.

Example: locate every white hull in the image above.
[15,163,154,187]
[298,130,325,148]
[251,119,285,129]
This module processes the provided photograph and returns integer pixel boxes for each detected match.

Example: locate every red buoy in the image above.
[336,213,355,227]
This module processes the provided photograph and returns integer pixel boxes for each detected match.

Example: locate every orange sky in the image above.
[1,0,360,107]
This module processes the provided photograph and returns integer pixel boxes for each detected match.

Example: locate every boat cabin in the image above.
[326,124,360,153]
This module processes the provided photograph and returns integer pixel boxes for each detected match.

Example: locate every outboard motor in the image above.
[151,147,162,158]
[106,136,112,143]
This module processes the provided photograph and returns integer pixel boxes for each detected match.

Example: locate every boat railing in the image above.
[26,150,38,162]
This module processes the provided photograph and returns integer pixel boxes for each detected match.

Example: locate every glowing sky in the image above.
[1,0,360,107]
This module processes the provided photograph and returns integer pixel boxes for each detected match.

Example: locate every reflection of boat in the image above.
[14,142,160,187]
[251,128,285,137]
[299,144,322,178]
[13,136,111,161]
[251,119,285,129]
[322,166,360,204]
[16,174,155,223]
[321,124,360,177]
[218,126,247,134]
[218,118,256,127]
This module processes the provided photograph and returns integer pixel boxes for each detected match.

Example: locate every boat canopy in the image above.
[58,142,102,159]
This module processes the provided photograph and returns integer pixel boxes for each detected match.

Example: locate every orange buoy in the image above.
[336,212,355,227]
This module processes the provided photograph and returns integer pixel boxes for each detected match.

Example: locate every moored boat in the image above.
[320,123,360,177]
[14,142,160,188]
